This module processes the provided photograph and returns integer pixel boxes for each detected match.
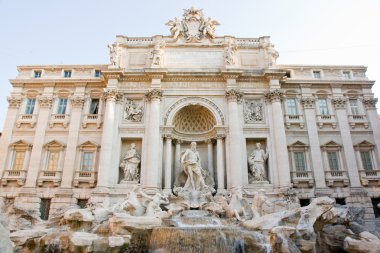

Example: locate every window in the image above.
[343,71,351,79]
[63,70,72,78]
[360,151,373,170]
[294,152,307,171]
[286,98,298,115]
[46,151,60,171]
[25,98,36,114]
[34,71,42,78]
[318,99,329,115]
[313,70,321,79]
[95,70,101,77]
[11,151,25,170]
[335,198,346,205]
[40,198,51,220]
[349,99,359,115]
[89,98,99,114]
[77,199,89,209]
[327,151,340,170]
[299,199,310,207]
[81,152,94,171]
[57,98,68,114]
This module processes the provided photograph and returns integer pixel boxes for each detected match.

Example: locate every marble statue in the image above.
[150,42,164,66]
[248,143,269,182]
[165,17,183,39]
[124,99,143,122]
[120,143,141,182]
[120,186,145,216]
[225,43,237,65]
[200,17,220,39]
[108,43,120,67]
[244,100,263,123]
[180,142,208,191]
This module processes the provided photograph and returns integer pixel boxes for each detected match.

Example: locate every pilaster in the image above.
[362,98,380,159]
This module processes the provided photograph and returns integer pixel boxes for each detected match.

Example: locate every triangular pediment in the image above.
[9,140,32,148]
[44,140,65,148]
[289,141,308,147]
[321,140,341,147]
[79,141,99,148]
[354,140,374,148]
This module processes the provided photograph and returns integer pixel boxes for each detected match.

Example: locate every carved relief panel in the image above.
[123,98,144,123]
[244,99,264,123]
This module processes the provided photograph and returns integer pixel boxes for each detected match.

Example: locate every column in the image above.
[143,89,162,191]
[97,89,122,188]
[164,135,172,191]
[25,94,54,187]
[206,139,214,178]
[216,135,225,190]
[226,89,244,189]
[0,96,22,177]
[264,88,291,188]
[332,97,361,187]
[60,94,85,188]
[174,139,183,185]
[363,98,380,157]
[301,97,327,190]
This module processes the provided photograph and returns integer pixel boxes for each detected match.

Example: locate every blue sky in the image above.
[0,0,379,131]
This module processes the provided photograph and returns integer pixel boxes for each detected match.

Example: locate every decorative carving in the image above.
[7,96,21,108]
[145,89,163,101]
[248,143,269,182]
[124,99,144,122]
[173,105,216,134]
[301,97,315,109]
[332,97,347,109]
[264,89,283,102]
[267,44,279,67]
[69,95,85,108]
[165,7,220,42]
[120,143,141,183]
[103,89,122,102]
[225,89,243,102]
[38,96,53,108]
[108,43,121,67]
[362,98,378,110]
[225,43,238,65]
[244,100,263,123]
[150,42,165,67]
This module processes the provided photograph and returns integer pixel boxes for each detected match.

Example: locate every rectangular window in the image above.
[57,98,68,114]
[46,151,59,171]
[25,98,36,115]
[34,71,42,78]
[327,152,340,170]
[95,70,101,77]
[294,151,307,171]
[63,70,72,78]
[349,99,359,115]
[11,151,25,170]
[343,71,351,79]
[40,198,51,220]
[318,99,329,115]
[89,99,99,114]
[360,151,373,170]
[81,152,94,171]
[287,99,298,115]
[313,70,321,79]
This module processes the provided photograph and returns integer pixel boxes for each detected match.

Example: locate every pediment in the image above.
[289,141,308,147]
[10,140,32,148]
[354,140,374,148]
[321,140,341,147]
[44,140,65,148]
[79,141,100,148]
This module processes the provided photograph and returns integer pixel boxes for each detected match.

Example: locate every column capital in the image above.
[103,89,123,102]
[205,139,214,144]
[301,97,315,109]
[332,97,347,109]
[38,95,54,108]
[264,89,283,103]
[163,133,172,140]
[7,96,22,108]
[216,134,226,139]
[145,89,163,101]
[225,89,243,102]
[174,139,183,145]
[362,97,378,110]
[69,95,85,108]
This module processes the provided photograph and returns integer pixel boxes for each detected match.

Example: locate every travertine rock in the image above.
[0,223,13,253]
[344,231,380,253]
[109,213,161,235]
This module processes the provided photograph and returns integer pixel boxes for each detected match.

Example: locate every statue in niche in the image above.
[120,143,141,182]
[225,43,237,65]
[124,99,143,122]
[244,100,263,123]
[248,143,269,182]
[150,42,165,66]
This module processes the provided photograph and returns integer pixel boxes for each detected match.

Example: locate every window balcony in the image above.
[37,171,62,187]
[291,171,314,188]
[82,114,103,129]
[16,114,37,128]
[284,114,305,129]
[325,170,349,187]
[316,114,337,129]
[49,114,70,128]
[73,171,97,187]
[359,170,380,186]
[1,170,27,186]
[348,115,369,129]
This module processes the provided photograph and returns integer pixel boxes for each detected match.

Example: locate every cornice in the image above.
[281,79,375,86]
[9,79,106,85]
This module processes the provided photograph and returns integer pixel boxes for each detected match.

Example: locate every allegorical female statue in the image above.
[248,143,269,182]
[120,143,141,182]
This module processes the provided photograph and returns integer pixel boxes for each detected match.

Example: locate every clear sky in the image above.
[0,0,379,131]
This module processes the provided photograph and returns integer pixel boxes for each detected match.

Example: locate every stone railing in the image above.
[316,114,337,129]
[16,114,37,128]
[1,170,27,186]
[49,114,70,128]
[325,170,349,187]
[348,114,369,129]
[291,171,314,188]
[235,38,260,47]
[82,114,103,129]
[359,169,380,186]
[284,114,304,129]
[124,37,153,45]
[37,171,62,187]
[73,171,97,188]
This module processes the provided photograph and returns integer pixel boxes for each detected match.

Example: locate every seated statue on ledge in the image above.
[120,143,141,182]
[248,143,269,182]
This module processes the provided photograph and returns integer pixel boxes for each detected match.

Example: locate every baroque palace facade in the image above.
[1,7,380,220]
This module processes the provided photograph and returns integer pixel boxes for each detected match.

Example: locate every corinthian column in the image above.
[205,139,214,178]
[216,135,225,190]
[97,89,122,189]
[226,89,244,189]
[363,98,380,157]
[164,134,172,192]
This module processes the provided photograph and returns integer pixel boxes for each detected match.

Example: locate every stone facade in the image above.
[0,8,379,220]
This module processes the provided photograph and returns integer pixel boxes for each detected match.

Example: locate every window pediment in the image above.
[44,140,66,150]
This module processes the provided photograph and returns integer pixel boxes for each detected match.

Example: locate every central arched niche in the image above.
[172,105,216,141]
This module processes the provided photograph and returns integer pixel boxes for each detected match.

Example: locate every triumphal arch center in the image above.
[1,7,380,219]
